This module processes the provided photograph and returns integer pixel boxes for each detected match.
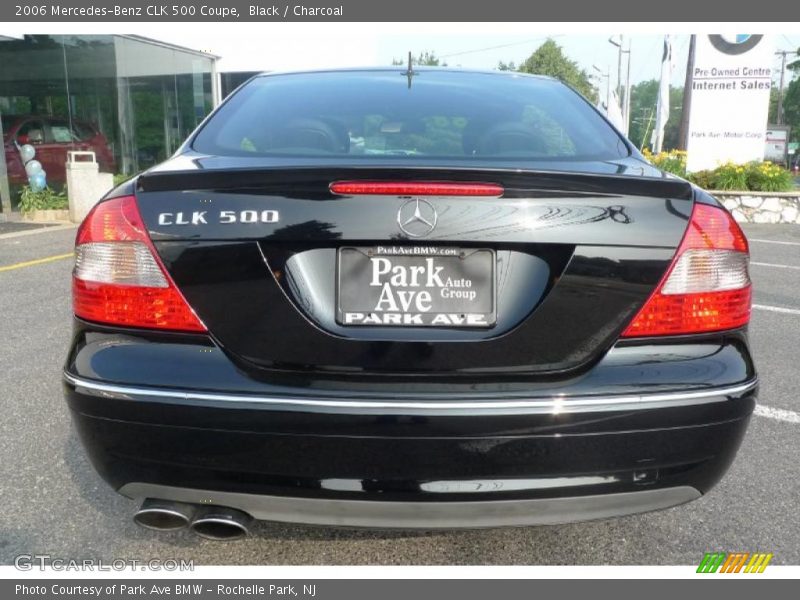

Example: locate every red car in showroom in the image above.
[2,115,116,186]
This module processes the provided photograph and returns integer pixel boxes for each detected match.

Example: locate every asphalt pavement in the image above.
[0,223,797,565]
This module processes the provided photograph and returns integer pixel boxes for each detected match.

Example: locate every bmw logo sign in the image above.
[709,34,763,55]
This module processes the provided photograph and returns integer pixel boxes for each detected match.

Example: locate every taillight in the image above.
[621,203,751,338]
[329,181,504,196]
[72,196,207,333]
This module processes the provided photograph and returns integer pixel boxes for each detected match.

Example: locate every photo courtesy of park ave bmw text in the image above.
[0,0,797,593]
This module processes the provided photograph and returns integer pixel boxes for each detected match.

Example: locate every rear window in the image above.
[192,71,628,161]
[49,122,76,143]
[48,119,95,143]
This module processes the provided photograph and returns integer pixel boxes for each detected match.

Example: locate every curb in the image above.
[0,222,77,240]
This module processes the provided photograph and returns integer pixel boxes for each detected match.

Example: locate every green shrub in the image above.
[686,169,715,190]
[18,185,69,213]
[113,173,131,187]
[744,161,794,192]
[643,150,795,192]
[642,148,687,178]
[710,162,749,190]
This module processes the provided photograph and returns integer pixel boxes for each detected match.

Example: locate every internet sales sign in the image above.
[686,35,773,172]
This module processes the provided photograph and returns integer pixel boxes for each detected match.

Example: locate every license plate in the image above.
[336,246,496,328]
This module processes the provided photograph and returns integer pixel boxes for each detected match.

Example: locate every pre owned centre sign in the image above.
[686,34,773,172]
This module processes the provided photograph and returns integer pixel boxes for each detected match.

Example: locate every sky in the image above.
[160,27,800,93]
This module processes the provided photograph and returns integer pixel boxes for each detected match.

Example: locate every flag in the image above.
[651,35,672,153]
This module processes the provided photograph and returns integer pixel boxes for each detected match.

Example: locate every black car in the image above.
[64,69,756,540]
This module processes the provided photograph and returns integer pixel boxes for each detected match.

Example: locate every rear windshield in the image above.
[192,70,629,161]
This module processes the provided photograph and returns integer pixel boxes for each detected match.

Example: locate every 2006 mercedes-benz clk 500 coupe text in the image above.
[63,69,757,540]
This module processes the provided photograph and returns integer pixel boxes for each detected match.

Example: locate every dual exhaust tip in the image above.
[133,498,252,541]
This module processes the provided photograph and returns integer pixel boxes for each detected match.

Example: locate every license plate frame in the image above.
[336,246,496,328]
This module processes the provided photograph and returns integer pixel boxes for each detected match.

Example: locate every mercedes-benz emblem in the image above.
[397,198,438,238]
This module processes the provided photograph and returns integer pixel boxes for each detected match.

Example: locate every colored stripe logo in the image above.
[697,552,773,573]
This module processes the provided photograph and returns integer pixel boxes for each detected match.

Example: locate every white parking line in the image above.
[749,238,800,247]
[751,261,800,270]
[755,404,800,424]
[753,304,800,316]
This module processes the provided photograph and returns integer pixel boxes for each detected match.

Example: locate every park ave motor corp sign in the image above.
[686,35,773,172]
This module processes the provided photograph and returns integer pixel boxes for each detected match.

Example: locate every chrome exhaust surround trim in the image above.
[121,483,702,529]
[64,372,758,416]
[133,498,195,531]
[189,506,252,540]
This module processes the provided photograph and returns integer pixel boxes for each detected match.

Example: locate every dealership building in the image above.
[0,34,222,217]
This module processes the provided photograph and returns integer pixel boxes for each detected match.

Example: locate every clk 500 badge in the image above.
[157,210,280,226]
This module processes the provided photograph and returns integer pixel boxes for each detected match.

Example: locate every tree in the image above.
[627,79,683,151]
[775,49,800,141]
[768,85,781,124]
[391,51,447,67]
[781,79,800,142]
[511,39,596,101]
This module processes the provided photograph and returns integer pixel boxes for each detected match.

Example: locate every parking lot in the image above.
[0,222,797,566]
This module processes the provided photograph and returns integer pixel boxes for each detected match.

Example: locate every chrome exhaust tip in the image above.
[133,498,195,531]
[189,506,252,541]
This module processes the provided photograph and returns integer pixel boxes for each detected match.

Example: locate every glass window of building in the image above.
[0,34,218,215]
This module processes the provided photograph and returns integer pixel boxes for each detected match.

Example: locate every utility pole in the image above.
[677,34,696,151]
[615,35,623,101]
[776,50,791,125]
[641,107,656,150]
[625,38,632,135]
[609,35,632,134]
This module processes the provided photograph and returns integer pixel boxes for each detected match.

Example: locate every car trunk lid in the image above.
[135,163,693,379]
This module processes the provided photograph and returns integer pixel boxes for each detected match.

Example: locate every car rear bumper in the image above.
[64,366,756,528]
[117,482,701,529]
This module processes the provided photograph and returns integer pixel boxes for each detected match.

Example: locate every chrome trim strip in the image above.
[119,482,702,528]
[64,372,758,415]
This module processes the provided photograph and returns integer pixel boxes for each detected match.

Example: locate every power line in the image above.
[438,35,565,59]
[781,35,797,51]
[630,35,668,84]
